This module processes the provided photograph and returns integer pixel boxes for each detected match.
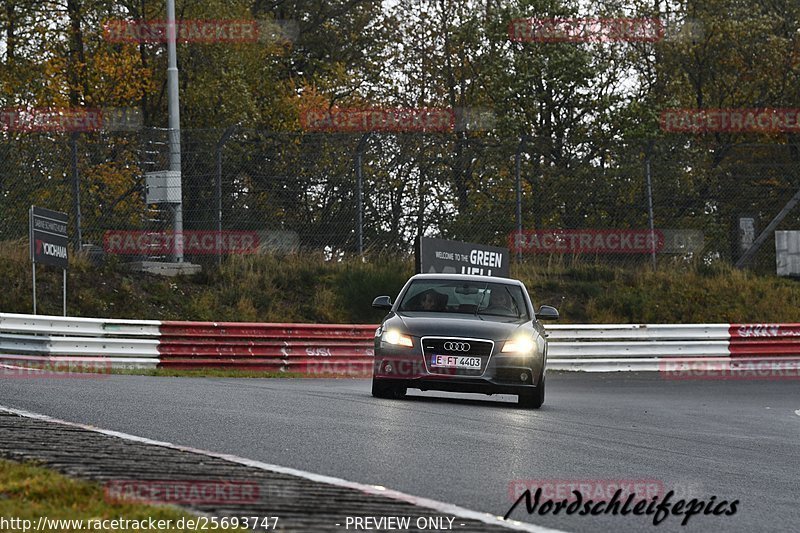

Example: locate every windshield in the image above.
[398,280,529,320]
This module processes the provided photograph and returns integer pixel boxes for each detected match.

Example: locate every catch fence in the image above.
[2,129,799,271]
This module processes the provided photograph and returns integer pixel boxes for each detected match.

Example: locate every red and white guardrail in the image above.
[158,321,375,374]
[546,323,800,371]
[1,312,799,374]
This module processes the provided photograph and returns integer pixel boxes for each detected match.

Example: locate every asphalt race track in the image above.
[1,372,797,533]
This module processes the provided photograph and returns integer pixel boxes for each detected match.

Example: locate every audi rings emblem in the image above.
[443,341,471,352]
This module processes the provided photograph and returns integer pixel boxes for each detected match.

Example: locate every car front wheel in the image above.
[518,377,544,409]
[372,379,407,399]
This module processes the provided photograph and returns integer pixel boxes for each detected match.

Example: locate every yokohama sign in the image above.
[30,206,69,268]
[510,230,664,254]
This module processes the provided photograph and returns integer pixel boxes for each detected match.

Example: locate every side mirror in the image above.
[372,296,393,310]
[537,305,559,321]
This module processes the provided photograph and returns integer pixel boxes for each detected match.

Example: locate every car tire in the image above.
[518,377,544,409]
[372,379,406,399]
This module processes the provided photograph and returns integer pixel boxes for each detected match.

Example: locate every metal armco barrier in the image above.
[0,313,162,370]
[545,324,732,370]
[2,312,799,374]
[728,323,800,358]
[158,321,375,375]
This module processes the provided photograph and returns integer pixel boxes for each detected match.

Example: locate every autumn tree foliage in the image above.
[1,0,800,261]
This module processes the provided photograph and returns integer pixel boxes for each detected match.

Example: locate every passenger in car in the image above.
[485,290,516,315]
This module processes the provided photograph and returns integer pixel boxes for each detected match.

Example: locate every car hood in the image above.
[387,312,528,340]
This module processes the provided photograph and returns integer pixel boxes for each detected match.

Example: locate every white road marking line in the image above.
[795,409,800,417]
[0,405,566,533]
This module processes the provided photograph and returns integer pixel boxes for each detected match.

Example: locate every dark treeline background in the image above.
[2,0,800,269]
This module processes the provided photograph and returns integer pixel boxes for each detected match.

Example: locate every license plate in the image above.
[431,354,482,369]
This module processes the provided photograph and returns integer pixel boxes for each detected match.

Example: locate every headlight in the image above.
[502,335,536,354]
[383,329,413,348]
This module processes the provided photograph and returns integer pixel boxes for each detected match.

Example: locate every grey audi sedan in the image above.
[370,273,558,408]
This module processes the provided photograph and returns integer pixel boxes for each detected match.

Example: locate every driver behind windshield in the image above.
[412,289,446,311]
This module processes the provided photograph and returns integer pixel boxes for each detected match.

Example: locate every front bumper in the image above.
[373,345,544,395]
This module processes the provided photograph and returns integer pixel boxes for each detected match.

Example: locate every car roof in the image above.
[409,273,523,286]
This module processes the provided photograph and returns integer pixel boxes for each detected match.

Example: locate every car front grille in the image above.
[423,338,493,357]
[421,337,494,376]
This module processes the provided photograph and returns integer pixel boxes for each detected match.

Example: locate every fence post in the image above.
[514,136,529,262]
[355,133,370,255]
[166,0,184,263]
[70,132,82,250]
[645,140,657,270]
[215,127,237,266]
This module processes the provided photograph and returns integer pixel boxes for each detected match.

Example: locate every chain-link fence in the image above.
[2,128,799,272]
